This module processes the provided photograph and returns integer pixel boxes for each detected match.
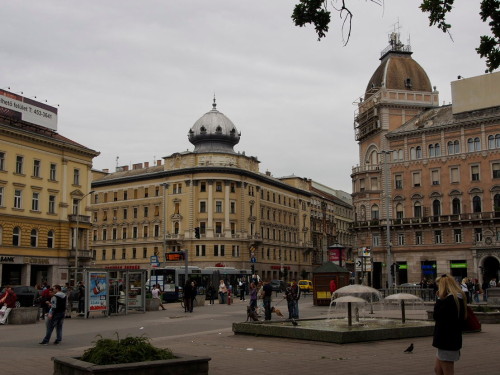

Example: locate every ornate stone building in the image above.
[0,90,99,286]
[91,100,353,280]
[351,33,500,288]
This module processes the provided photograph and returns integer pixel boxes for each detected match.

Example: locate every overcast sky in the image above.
[2,1,493,193]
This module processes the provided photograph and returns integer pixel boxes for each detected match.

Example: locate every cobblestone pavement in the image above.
[0,295,498,375]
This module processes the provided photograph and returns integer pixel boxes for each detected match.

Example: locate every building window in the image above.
[395,174,403,189]
[412,171,421,187]
[200,222,206,235]
[473,196,482,213]
[102,249,107,260]
[215,201,223,213]
[48,195,56,214]
[432,199,441,217]
[415,231,423,245]
[448,140,460,155]
[452,198,461,215]
[454,229,462,243]
[397,233,405,245]
[112,249,116,260]
[133,207,138,219]
[73,168,80,185]
[47,230,54,248]
[434,230,443,244]
[121,248,126,259]
[230,201,236,214]
[73,199,80,215]
[0,152,4,171]
[230,183,236,193]
[359,178,365,192]
[474,228,483,242]
[112,228,117,240]
[196,245,206,256]
[32,192,40,211]
[143,226,148,238]
[199,201,206,213]
[395,203,404,219]
[14,189,22,209]
[33,160,41,177]
[49,163,57,180]
[431,169,440,185]
[15,156,24,174]
[493,163,500,179]
[216,182,222,192]
[102,229,107,241]
[144,188,149,198]
[30,229,38,247]
[12,227,20,246]
[154,225,160,237]
[143,206,149,217]
[232,245,240,257]
[370,177,379,190]
[371,204,379,220]
[372,234,380,246]
[488,134,500,149]
[471,165,480,181]
[414,202,422,218]
[214,244,225,256]
[133,227,138,239]
[122,228,127,239]
[143,247,148,258]
[215,222,222,234]
[450,167,459,183]
[468,137,481,152]
[200,182,206,192]
[172,183,182,194]
[122,208,128,219]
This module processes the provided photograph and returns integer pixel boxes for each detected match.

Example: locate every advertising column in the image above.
[87,271,109,313]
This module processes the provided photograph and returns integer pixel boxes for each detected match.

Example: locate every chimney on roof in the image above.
[265,170,271,176]
[157,160,162,166]
[132,163,143,170]
[102,169,109,173]
[122,165,129,171]
[144,162,149,168]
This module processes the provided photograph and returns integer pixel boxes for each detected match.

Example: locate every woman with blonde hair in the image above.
[433,274,467,375]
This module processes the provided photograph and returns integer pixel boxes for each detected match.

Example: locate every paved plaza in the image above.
[0,295,498,375]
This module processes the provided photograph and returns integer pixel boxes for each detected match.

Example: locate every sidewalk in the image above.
[0,296,497,375]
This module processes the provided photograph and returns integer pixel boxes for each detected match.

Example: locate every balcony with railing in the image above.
[67,215,91,224]
[352,211,500,229]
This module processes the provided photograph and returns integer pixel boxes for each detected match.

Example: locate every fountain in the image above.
[233,285,435,344]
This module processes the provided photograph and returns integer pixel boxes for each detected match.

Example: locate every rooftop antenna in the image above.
[115,156,119,169]
[212,93,217,110]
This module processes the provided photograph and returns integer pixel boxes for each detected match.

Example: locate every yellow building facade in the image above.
[0,91,99,286]
[91,100,353,281]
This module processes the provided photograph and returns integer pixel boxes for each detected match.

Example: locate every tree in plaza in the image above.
[291,0,500,72]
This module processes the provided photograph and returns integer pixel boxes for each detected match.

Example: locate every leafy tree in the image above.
[292,0,500,72]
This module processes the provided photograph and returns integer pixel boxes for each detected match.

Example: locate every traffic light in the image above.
[194,227,200,239]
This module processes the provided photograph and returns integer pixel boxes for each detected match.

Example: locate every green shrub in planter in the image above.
[81,334,175,365]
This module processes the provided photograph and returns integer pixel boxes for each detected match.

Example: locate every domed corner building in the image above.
[90,98,354,288]
[351,31,500,289]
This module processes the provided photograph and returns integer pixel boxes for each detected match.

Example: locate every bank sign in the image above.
[0,89,58,130]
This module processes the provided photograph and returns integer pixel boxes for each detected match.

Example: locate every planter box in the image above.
[53,353,211,375]
[8,307,39,324]
[146,298,160,311]
[193,294,205,307]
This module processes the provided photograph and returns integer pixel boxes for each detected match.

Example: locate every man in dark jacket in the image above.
[39,284,67,345]
[263,280,273,321]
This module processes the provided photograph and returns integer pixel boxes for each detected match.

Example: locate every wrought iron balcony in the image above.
[67,215,91,223]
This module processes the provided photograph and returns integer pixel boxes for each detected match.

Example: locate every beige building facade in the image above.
[91,100,353,281]
[0,91,99,287]
[351,33,500,288]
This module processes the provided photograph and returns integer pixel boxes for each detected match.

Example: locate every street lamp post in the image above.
[74,190,94,285]
[379,150,393,288]
[160,183,169,267]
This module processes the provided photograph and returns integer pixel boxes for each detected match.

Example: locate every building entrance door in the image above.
[481,256,500,283]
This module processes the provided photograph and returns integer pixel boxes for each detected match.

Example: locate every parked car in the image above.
[0,285,40,308]
[270,280,285,292]
[298,280,313,293]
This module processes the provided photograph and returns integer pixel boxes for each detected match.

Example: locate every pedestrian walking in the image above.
[218,280,227,304]
[207,283,216,305]
[432,274,467,375]
[249,282,257,312]
[291,280,301,319]
[263,280,273,320]
[152,284,166,310]
[39,284,67,345]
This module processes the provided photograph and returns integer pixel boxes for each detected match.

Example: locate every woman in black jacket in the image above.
[433,274,467,375]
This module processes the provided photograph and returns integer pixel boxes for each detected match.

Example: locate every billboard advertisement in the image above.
[0,89,58,130]
[88,272,108,311]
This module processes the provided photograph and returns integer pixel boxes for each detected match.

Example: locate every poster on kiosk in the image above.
[87,271,109,312]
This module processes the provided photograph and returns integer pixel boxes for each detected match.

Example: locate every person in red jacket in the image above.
[0,286,17,308]
[329,279,337,294]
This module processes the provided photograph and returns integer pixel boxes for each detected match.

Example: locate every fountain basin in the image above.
[233,318,434,344]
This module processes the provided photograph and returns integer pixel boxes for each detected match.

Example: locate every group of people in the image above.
[0,286,17,324]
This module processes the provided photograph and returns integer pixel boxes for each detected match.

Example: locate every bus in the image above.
[149,266,252,302]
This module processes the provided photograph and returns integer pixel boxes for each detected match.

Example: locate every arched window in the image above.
[468,138,474,152]
[416,146,422,159]
[414,202,422,218]
[432,200,441,217]
[398,149,403,161]
[494,194,500,213]
[496,134,500,148]
[435,143,440,156]
[473,196,482,213]
[429,144,435,157]
[396,203,404,219]
[47,230,54,248]
[30,229,38,247]
[452,198,461,215]
[371,204,379,220]
[12,226,21,246]
[410,147,416,160]
[368,150,379,165]
[448,140,460,154]
[474,137,481,151]
[489,135,495,149]
[174,222,179,234]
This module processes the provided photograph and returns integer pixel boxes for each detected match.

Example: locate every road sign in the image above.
[355,258,362,272]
